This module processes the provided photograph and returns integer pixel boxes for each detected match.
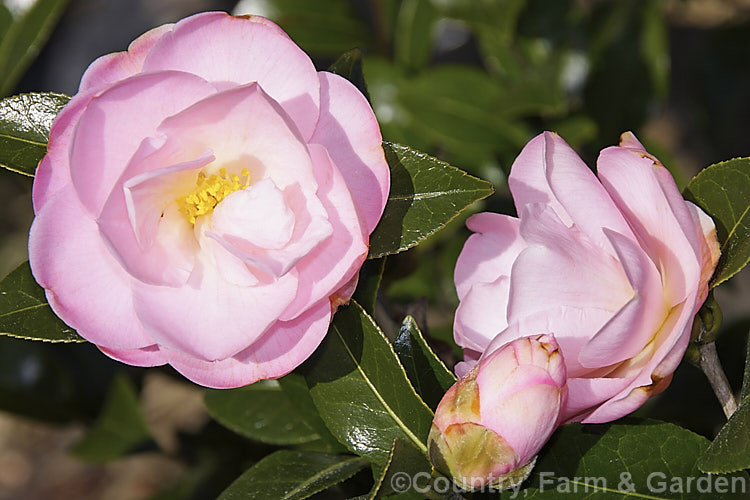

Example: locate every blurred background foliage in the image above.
[1,0,750,498]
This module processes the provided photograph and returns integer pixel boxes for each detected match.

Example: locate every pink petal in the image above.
[508,132,634,252]
[310,72,389,233]
[454,275,510,352]
[686,201,720,294]
[482,306,612,378]
[508,204,632,324]
[97,152,212,286]
[563,376,633,423]
[587,297,697,422]
[597,146,701,306]
[69,71,216,215]
[32,90,97,212]
[210,179,332,280]
[142,12,320,140]
[577,229,668,368]
[211,179,296,251]
[485,382,563,462]
[79,23,174,92]
[280,145,368,321]
[131,257,299,362]
[155,82,317,191]
[454,212,525,299]
[163,300,332,388]
[99,344,167,367]
[28,185,155,350]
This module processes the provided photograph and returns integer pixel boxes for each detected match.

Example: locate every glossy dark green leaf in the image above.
[369,142,494,258]
[514,419,749,499]
[697,330,750,474]
[277,373,346,452]
[204,381,320,445]
[0,92,69,175]
[394,316,455,411]
[70,373,153,463]
[684,158,750,286]
[300,301,433,474]
[369,438,433,499]
[698,397,750,474]
[0,261,84,343]
[352,257,386,316]
[0,0,69,96]
[217,450,368,500]
[327,47,370,102]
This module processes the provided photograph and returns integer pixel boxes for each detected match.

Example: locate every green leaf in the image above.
[511,419,750,499]
[698,397,750,474]
[0,92,69,175]
[683,157,750,286]
[369,142,494,258]
[394,316,456,411]
[204,381,320,446]
[217,450,368,500]
[393,0,436,72]
[0,261,84,343]
[70,373,153,463]
[0,0,69,96]
[277,373,346,452]
[327,47,370,102]
[352,257,386,316]
[697,331,750,474]
[299,301,434,475]
[369,438,433,499]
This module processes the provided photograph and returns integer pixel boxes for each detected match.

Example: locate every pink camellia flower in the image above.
[428,334,566,491]
[28,12,389,388]
[454,131,719,423]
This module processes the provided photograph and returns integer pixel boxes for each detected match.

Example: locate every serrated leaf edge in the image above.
[370,142,494,259]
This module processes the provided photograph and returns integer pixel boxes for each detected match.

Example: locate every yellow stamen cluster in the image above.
[177,168,250,224]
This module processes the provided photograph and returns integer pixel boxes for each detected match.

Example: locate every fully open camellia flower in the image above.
[429,334,566,491]
[453,132,719,423]
[28,12,389,388]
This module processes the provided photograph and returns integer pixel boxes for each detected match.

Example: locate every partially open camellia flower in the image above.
[28,12,389,388]
[429,334,566,491]
[453,132,719,423]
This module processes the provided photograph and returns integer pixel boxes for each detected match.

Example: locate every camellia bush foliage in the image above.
[1,1,750,499]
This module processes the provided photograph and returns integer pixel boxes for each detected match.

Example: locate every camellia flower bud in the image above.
[428,334,566,491]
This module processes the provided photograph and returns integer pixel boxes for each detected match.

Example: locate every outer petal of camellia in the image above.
[29,185,156,351]
[132,252,299,362]
[141,12,321,140]
[280,145,368,321]
[78,23,175,92]
[310,72,389,233]
[597,146,701,307]
[32,89,98,211]
[508,132,634,253]
[453,212,525,352]
[162,301,332,388]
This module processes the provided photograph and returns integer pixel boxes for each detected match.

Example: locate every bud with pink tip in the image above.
[428,334,567,491]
